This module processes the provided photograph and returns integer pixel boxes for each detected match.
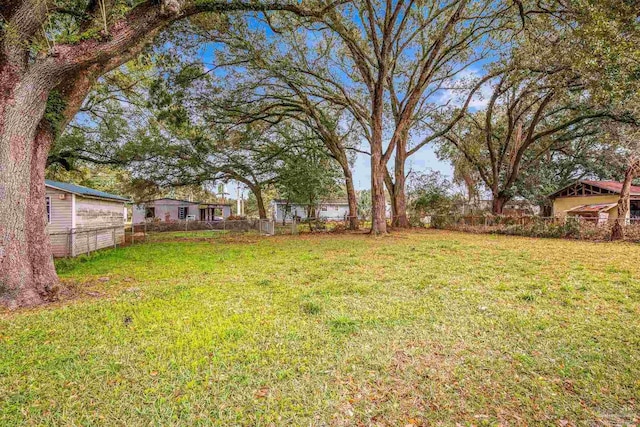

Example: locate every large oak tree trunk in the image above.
[370,147,387,234]
[0,74,59,308]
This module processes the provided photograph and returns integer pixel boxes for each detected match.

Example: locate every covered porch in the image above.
[199,203,232,221]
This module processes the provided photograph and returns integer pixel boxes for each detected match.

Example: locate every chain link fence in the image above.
[426,214,640,241]
[48,225,124,257]
[125,219,300,243]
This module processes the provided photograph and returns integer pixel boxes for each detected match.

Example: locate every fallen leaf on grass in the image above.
[255,387,269,399]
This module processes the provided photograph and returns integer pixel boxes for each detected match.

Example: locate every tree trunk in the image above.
[27,127,60,300]
[255,189,267,220]
[245,182,267,220]
[392,160,409,228]
[370,152,388,234]
[492,194,509,215]
[340,164,359,230]
[391,134,410,228]
[384,170,397,224]
[0,79,59,308]
[611,159,639,241]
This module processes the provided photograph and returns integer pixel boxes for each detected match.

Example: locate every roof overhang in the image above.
[566,203,618,214]
[199,203,231,208]
[549,180,640,199]
[45,182,130,203]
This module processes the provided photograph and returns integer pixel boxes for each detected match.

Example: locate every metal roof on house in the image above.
[142,197,201,204]
[141,198,231,206]
[272,199,349,205]
[45,180,130,202]
[581,180,640,195]
[550,180,640,198]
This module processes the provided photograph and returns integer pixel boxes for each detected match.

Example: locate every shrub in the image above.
[431,215,459,229]
[226,215,247,220]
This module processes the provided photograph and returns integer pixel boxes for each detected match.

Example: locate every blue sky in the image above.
[351,147,452,191]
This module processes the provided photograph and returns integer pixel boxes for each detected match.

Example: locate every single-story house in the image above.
[549,180,640,223]
[271,199,350,223]
[45,180,129,257]
[132,198,232,223]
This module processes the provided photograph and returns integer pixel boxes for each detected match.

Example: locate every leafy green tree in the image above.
[275,136,342,230]
[437,64,634,214]
[188,26,364,229]
[356,190,372,222]
[407,171,458,220]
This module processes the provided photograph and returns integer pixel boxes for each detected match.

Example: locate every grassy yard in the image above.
[1,230,639,425]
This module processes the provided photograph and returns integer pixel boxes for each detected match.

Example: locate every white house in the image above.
[45,180,129,257]
[271,199,350,223]
[132,198,232,223]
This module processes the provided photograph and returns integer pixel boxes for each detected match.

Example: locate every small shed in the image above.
[45,180,129,257]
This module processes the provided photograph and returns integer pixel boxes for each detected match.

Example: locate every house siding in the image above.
[45,187,73,257]
[72,196,126,255]
[133,199,200,223]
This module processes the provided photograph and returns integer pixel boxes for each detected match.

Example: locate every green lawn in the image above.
[1,230,639,425]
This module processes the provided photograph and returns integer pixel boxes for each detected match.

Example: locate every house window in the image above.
[334,206,339,211]
[145,207,155,219]
[321,206,328,211]
[46,196,51,224]
[631,200,640,219]
[178,206,188,220]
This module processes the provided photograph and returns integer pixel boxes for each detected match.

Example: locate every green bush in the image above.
[496,217,582,239]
